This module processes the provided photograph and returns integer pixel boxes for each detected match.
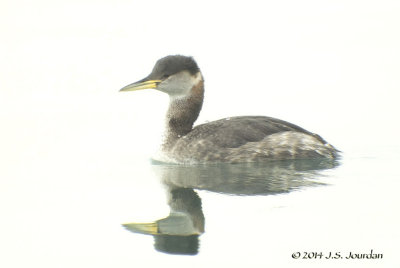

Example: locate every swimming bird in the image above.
[120,55,339,164]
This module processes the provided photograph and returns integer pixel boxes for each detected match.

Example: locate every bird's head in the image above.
[120,55,203,98]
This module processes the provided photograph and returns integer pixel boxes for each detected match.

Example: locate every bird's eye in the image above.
[162,74,170,79]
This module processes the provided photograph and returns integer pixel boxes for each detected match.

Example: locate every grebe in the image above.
[120,55,339,164]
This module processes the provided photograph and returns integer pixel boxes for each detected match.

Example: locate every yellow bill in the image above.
[122,222,159,235]
[120,80,162,92]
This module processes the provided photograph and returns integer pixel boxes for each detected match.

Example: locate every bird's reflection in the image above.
[123,159,339,255]
[124,187,204,255]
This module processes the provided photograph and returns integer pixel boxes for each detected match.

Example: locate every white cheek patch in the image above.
[158,71,202,99]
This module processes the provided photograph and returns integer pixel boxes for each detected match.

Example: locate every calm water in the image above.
[1,138,399,268]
